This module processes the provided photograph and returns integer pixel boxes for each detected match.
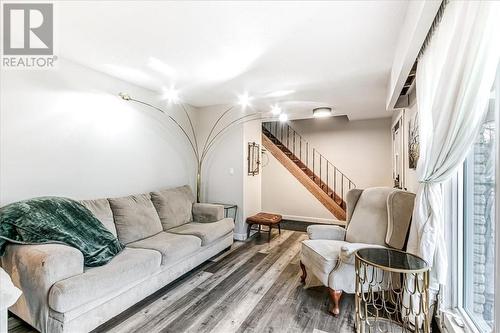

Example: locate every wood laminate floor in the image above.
[9,230,355,333]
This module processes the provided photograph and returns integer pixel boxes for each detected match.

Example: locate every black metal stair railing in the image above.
[262,121,355,207]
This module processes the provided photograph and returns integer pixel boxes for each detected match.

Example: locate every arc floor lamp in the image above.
[118,92,263,203]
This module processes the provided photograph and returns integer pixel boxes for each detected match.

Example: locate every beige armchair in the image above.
[299,187,415,315]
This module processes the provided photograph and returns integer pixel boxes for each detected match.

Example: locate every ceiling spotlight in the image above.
[312,107,333,118]
[238,93,252,108]
[271,105,282,115]
[279,113,288,122]
[162,86,180,104]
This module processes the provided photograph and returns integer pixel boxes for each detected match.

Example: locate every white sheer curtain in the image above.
[407,0,500,287]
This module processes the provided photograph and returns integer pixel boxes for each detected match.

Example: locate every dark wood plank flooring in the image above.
[9,230,355,333]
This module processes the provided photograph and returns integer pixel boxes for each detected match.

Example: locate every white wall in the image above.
[0,59,197,205]
[262,152,334,223]
[290,117,392,188]
[261,117,392,222]
[194,105,261,240]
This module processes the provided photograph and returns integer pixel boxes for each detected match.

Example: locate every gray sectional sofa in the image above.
[1,185,234,333]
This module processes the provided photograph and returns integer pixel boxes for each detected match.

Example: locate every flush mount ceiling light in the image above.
[312,107,333,118]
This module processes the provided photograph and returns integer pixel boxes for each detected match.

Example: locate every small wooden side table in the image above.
[354,248,430,333]
[246,212,282,242]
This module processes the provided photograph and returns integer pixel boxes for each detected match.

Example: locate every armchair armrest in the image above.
[192,203,224,222]
[306,225,346,240]
[0,244,83,331]
[339,243,386,265]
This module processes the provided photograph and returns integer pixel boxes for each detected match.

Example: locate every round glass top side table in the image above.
[354,248,430,333]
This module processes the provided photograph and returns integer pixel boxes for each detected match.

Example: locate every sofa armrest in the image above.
[339,243,386,265]
[1,244,83,331]
[192,203,224,222]
[306,225,346,241]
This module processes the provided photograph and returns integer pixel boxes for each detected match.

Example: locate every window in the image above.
[462,79,498,332]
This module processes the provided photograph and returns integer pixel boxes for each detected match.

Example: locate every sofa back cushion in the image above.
[108,193,162,244]
[79,198,117,237]
[150,185,195,230]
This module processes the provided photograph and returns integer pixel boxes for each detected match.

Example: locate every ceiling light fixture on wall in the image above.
[312,107,332,118]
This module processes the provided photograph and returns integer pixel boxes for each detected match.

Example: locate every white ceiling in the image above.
[58,1,408,120]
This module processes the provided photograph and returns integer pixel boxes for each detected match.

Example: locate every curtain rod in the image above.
[417,0,449,61]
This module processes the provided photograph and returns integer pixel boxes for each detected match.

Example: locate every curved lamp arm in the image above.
[119,93,200,163]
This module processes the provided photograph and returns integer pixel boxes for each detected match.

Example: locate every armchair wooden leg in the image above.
[328,288,342,316]
[299,261,307,283]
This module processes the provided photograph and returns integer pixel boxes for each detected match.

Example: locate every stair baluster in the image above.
[262,121,355,211]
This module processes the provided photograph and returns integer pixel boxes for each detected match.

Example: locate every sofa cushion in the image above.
[167,218,234,246]
[108,193,163,244]
[49,248,161,313]
[150,185,195,230]
[79,198,117,237]
[127,232,201,265]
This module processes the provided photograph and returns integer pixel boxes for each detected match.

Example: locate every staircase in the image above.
[262,121,355,221]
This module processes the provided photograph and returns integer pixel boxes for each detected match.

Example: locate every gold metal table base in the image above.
[355,250,430,333]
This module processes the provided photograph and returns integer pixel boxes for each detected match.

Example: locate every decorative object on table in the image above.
[246,212,282,242]
[299,187,415,316]
[119,92,265,203]
[408,111,419,169]
[0,197,123,266]
[247,142,260,176]
[0,268,22,333]
[354,248,430,333]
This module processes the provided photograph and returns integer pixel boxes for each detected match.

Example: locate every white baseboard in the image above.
[233,229,260,241]
[282,214,344,225]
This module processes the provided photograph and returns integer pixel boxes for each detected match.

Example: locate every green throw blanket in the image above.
[0,197,123,267]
